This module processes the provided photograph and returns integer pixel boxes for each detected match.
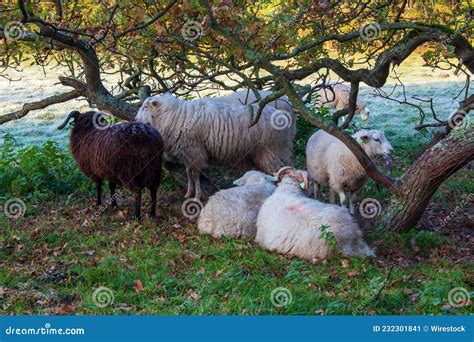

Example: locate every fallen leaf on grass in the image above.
[188,290,201,301]
[55,305,76,315]
[133,280,143,293]
[347,270,360,277]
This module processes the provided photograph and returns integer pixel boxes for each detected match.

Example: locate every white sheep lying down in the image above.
[255,167,374,260]
[136,94,295,199]
[211,89,294,116]
[315,83,369,121]
[306,129,393,214]
[198,170,276,240]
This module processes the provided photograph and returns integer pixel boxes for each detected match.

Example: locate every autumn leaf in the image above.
[133,280,143,293]
[55,305,76,315]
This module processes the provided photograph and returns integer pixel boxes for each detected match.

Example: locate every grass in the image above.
[1,199,472,315]
[1,54,473,315]
[0,135,472,315]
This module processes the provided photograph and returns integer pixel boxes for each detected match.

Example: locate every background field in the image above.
[0,54,473,315]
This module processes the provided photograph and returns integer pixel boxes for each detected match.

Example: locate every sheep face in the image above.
[354,129,393,157]
[136,95,171,126]
[357,105,369,121]
[232,170,275,186]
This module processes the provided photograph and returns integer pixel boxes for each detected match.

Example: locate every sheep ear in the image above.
[266,175,277,182]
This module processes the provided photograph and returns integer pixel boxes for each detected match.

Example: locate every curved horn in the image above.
[300,170,309,191]
[58,111,81,130]
[274,166,296,182]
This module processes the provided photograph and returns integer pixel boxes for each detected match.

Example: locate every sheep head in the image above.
[57,110,81,129]
[136,94,178,126]
[354,130,393,157]
[354,129,393,175]
[274,167,309,191]
[232,170,275,186]
[58,111,109,132]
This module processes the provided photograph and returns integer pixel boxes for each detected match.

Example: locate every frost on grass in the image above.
[0,62,472,149]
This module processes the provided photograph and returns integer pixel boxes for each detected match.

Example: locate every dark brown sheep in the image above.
[58,110,164,219]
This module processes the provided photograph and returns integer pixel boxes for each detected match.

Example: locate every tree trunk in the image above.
[381,127,474,231]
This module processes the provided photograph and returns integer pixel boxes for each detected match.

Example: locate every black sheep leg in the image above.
[109,182,117,207]
[149,187,157,217]
[134,190,142,219]
[96,181,102,206]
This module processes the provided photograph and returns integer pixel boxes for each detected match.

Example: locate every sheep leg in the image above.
[329,188,336,204]
[192,169,202,201]
[134,190,142,220]
[109,182,117,207]
[184,166,195,199]
[149,187,157,217]
[348,191,356,215]
[96,181,102,207]
[314,183,321,199]
[339,192,347,208]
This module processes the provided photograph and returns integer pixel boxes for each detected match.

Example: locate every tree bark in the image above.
[381,127,474,231]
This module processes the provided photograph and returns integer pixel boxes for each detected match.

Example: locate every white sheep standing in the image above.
[197,170,276,240]
[211,89,294,116]
[136,94,295,200]
[315,83,370,121]
[255,167,374,260]
[306,129,393,214]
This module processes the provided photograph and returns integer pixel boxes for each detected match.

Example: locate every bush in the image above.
[0,133,91,201]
